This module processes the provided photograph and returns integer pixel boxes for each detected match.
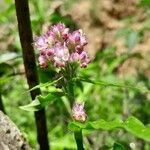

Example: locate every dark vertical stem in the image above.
[74,130,84,150]
[14,0,49,149]
[0,94,6,114]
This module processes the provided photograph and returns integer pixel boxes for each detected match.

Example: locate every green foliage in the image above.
[68,116,150,142]
[78,76,150,94]
[26,76,63,92]
[0,3,15,23]
[20,91,64,111]
[139,0,150,7]
[1,0,150,149]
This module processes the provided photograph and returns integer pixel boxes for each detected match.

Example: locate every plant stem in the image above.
[74,130,84,150]
[63,64,75,107]
[15,0,49,149]
[64,64,85,149]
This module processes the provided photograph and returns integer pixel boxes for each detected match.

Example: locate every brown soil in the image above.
[60,0,150,77]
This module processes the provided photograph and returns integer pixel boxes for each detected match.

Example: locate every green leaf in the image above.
[19,99,41,111]
[124,116,150,142]
[20,91,64,111]
[78,77,150,94]
[68,122,86,131]
[68,116,150,142]
[26,76,63,93]
[86,118,123,130]
[38,92,64,107]
[113,143,126,150]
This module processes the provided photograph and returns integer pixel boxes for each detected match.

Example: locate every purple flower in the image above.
[46,48,54,56]
[53,45,70,67]
[38,55,48,68]
[50,23,69,40]
[62,28,69,40]
[78,29,88,46]
[69,52,79,63]
[72,102,87,122]
[33,23,91,68]
[52,23,66,33]
[75,45,83,54]
[68,29,87,46]
[79,51,90,68]
[34,35,48,51]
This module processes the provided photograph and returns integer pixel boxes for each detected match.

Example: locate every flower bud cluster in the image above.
[34,23,90,68]
[72,102,87,122]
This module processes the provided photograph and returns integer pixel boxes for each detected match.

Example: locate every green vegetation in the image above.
[0,0,150,149]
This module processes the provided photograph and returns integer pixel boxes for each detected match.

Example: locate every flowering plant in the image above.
[21,23,150,150]
[34,23,90,68]
[33,23,90,149]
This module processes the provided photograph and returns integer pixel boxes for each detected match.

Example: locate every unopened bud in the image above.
[72,102,87,122]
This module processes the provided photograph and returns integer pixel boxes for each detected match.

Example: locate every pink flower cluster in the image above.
[72,102,87,122]
[34,23,90,68]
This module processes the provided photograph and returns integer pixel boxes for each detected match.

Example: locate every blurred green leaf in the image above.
[86,118,123,130]
[68,116,150,142]
[26,76,63,92]
[68,118,123,131]
[78,77,150,94]
[32,0,44,22]
[38,91,64,107]
[124,117,150,142]
[139,0,150,7]
[20,91,64,111]
[0,4,15,22]
[19,99,41,111]
[4,0,12,3]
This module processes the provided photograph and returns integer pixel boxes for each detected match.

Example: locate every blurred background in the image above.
[0,0,150,149]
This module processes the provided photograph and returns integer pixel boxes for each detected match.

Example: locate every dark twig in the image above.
[14,0,49,149]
